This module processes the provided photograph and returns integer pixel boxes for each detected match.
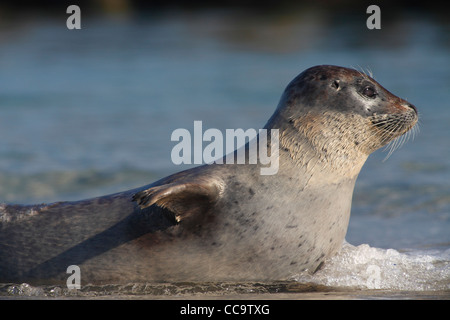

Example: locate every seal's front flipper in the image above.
[132,177,223,223]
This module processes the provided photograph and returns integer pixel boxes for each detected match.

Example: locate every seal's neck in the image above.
[265,111,368,184]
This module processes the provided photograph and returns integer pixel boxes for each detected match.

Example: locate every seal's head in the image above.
[268,65,418,173]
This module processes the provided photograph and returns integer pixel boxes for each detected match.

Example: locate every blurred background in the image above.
[0,0,448,250]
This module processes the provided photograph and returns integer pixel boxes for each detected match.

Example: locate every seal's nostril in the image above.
[408,103,418,114]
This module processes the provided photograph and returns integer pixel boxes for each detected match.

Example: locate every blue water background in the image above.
[0,7,448,251]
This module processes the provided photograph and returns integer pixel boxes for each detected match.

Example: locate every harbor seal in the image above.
[0,65,418,285]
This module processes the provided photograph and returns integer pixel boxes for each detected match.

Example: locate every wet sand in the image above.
[1,281,448,300]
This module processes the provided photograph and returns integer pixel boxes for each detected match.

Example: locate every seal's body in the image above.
[0,66,418,284]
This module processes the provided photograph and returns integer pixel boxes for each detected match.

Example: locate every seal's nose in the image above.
[403,102,418,114]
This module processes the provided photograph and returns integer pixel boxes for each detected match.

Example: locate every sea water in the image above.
[0,7,448,298]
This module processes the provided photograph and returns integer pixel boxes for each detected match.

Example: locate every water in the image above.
[0,6,449,298]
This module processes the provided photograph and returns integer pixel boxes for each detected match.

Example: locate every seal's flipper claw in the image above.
[133,177,223,222]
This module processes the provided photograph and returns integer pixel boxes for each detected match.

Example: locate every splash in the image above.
[296,242,450,291]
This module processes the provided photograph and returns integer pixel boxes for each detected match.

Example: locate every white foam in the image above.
[296,242,450,291]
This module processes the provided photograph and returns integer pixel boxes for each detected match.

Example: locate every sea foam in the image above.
[296,242,450,291]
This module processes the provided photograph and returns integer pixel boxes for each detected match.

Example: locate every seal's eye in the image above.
[362,86,377,98]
